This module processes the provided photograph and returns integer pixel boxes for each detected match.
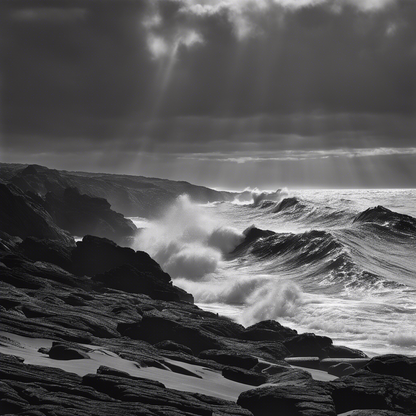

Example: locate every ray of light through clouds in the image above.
[0,0,415,188]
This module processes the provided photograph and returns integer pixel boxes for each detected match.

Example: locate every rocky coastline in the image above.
[0,169,415,416]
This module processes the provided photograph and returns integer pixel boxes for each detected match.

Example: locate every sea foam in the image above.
[134,194,244,279]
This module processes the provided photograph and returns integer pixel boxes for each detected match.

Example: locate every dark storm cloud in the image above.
[1,0,416,167]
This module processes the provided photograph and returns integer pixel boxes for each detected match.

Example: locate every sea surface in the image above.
[132,189,416,357]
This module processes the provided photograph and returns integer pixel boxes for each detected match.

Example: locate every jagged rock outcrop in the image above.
[45,187,137,245]
[72,235,193,302]
[0,182,74,245]
[0,353,253,416]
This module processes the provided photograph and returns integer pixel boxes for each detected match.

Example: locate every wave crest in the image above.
[134,194,244,279]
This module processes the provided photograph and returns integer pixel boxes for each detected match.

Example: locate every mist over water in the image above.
[134,195,244,280]
[133,189,416,357]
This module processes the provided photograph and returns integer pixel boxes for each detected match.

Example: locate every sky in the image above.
[1,0,415,189]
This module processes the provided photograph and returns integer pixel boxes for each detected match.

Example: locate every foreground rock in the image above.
[329,370,416,414]
[364,354,416,383]
[0,353,252,416]
[1,211,414,416]
[237,379,336,416]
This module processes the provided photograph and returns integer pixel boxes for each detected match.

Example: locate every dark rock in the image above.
[261,362,292,375]
[324,345,368,359]
[327,362,356,377]
[94,264,190,302]
[199,350,258,370]
[0,352,251,416]
[268,368,313,385]
[155,340,193,355]
[120,314,222,354]
[19,237,73,271]
[0,182,74,245]
[240,327,284,341]
[329,370,416,414]
[222,366,267,386]
[364,354,416,383]
[320,358,371,372]
[45,187,137,245]
[97,365,135,379]
[241,320,297,341]
[237,379,336,416]
[225,339,291,364]
[48,342,90,360]
[71,235,167,279]
[283,333,333,358]
[72,235,193,302]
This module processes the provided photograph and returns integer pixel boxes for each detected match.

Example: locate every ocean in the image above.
[132,189,416,357]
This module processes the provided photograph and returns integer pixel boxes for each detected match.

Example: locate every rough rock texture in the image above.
[45,187,137,245]
[327,362,356,377]
[72,235,193,303]
[329,370,416,415]
[0,205,414,416]
[48,342,90,360]
[283,333,333,358]
[237,380,336,416]
[364,354,416,383]
[240,320,297,342]
[0,353,252,416]
[19,237,73,271]
[222,367,267,386]
[0,182,74,245]
[324,345,368,359]
[199,350,258,370]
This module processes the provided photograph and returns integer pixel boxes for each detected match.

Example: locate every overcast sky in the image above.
[1,0,415,189]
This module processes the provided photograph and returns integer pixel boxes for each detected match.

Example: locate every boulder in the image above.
[283,333,333,358]
[199,350,258,370]
[72,235,167,280]
[222,366,267,386]
[329,370,416,414]
[118,314,222,354]
[48,342,90,360]
[237,379,336,416]
[324,345,367,359]
[241,320,297,342]
[364,354,416,383]
[268,367,313,385]
[94,264,192,302]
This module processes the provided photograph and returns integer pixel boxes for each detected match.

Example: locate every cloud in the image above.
[1,0,415,187]
[179,147,416,163]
